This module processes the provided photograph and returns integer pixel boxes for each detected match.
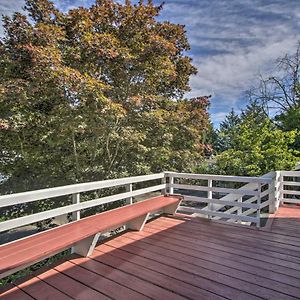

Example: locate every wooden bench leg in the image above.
[128,213,150,231]
[163,199,181,215]
[73,233,101,257]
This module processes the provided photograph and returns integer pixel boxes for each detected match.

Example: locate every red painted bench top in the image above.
[0,195,182,277]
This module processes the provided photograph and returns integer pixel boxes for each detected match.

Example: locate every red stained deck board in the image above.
[146,220,300,262]
[17,276,72,300]
[70,256,186,300]
[0,286,33,300]
[0,195,181,275]
[274,206,300,216]
[1,205,300,300]
[161,214,300,243]
[148,219,300,255]
[102,238,300,296]
[54,260,151,300]
[153,216,300,250]
[123,230,300,279]
[105,234,300,288]
[95,243,298,300]
[148,220,300,261]
[269,228,300,238]
[37,268,111,300]
[92,248,258,300]
[125,227,300,273]
[269,206,300,237]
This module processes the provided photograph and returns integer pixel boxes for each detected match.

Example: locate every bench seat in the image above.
[0,195,182,279]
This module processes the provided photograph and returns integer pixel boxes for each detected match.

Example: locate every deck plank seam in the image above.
[160,215,300,239]
[53,262,134,300]
[103,240,300,293]
[164,216,300,241]
[93,248,268,300]
[99,242,300,299]
[126,230,300,272]
[66,260,161,300]
[146,222,300,259]
[121,233,300,279]
[146,221,300,255]
[144,222,300,260]
[35,269,112,300]
[159,216,300,243]
[105,237,300,289]
[90,249,241,300]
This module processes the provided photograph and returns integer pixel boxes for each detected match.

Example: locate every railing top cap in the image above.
[0,173,164,207]
[164,171,273,183]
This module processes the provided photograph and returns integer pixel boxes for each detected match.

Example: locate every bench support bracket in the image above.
[164,199,181,215]
[128,213,150,231]
[73,233,101,257]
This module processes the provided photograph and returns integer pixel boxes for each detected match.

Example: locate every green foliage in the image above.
[275,84,300,149]
[213,109,240,152]
[207,103,300,176]
[0,0,210,205]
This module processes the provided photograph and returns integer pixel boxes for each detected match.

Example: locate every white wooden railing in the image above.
[0,173,166,233]
[280,171,300,205]
[0,170,299,235]
[165,171,274,228]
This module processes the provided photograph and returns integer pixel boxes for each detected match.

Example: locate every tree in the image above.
[247,43,300,150]
[212,104,299,176]
[0,0,209,203]
[248,42,300,116]
[213,109,241,152]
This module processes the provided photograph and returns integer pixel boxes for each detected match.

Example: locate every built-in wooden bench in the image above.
[0,195,182,279]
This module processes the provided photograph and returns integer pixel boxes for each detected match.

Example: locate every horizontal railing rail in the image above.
[0,169,298,235]
[280,171,300,205]
[0,173,165,232]
[165,171,275,227]
[0,173,165,208]
[165,171,273,184]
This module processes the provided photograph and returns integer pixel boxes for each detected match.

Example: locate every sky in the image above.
[0,0,299,126]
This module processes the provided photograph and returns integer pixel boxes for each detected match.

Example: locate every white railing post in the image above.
[161,174,167,195]
[279,171,283,206]
[278,171,300,205]
[208,179,213,219]
[237,196,242,223]
[256,183,261,228]
[71,193,80,254]
[72,193,80,221]
[169,175,174,194]
[269,171,280,213]
[126,183,133,205]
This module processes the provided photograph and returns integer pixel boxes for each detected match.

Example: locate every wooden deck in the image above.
[1,207,300,300]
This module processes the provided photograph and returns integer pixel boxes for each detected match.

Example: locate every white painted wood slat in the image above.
[165,171,273,184]
[0,184,166,232]
[171,183,259,196]
[0,173,164,208]
[282,190,300,196]
[183,195,259,209]
[178,206,259,223]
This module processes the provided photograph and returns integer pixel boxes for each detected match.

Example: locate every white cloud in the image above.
[188,37,298,101]
[160,0,300,123]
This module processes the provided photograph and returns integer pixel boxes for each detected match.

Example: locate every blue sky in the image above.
[0,0,299,126]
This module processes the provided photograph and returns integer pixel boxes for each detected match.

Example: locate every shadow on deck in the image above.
[1,207,300,300]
